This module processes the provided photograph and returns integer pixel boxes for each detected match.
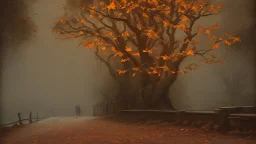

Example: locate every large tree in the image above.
[53,0,240,109]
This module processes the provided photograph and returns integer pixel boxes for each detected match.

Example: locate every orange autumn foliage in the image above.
[53,0,240,77]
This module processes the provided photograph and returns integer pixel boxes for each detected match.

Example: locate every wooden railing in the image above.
[93,102,118,116]
[92,101,146,116]
[0,112,44,127]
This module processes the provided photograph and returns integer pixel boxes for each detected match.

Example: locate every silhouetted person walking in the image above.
[75,105,81,117]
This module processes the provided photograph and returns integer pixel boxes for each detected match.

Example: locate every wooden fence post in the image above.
[29,112,32,123]
[18,113,22,125]
[36,112,39,120]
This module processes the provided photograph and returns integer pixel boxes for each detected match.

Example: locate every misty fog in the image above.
[170,0,256,110]
[0,0,114,124]
[0,0,255,124]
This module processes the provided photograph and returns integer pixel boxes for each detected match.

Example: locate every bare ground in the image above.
[0,116,255,144]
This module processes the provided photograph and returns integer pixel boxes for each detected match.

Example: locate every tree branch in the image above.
[89,9,141,35]
[94,46,117,80]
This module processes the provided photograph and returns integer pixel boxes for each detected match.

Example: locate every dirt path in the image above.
[0,116,255,144]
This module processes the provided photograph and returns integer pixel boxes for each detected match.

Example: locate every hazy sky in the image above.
[0,0,255,123]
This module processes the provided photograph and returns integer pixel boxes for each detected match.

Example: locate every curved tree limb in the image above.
[94,46,117,80]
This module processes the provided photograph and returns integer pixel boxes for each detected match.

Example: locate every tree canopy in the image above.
[53,0,240,108]
[53,0,240,77]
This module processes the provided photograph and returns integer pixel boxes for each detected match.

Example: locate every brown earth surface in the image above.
[0,116,256,144]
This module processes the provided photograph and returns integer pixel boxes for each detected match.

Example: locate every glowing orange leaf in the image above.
[101,47,106,51]
[121,58,130,63]
[232,37,240,42]
[107,1,116,10]
[159,65,169,72]
[125,46,132,52]
[99,1,104,6]
[117,70,127,74]
[79,31,84,35]
[205,29,211,35]
[145,29,158,39]
[143,49,152,54]
[181,16,188,21]
[161,55,170,60]
[163,21,169,27]
[132,67,140,72]
[87,43,95,48]
[118,13,123,17]
[60,19,66,24]
[80,19,86,24]
[111,47,117,53]
[211,43,220,49]
[114,51,123,57]
[178,70,185,74]
[122,31,130,37]
[132,52,140,57]
[98,14,103,19]
[191,5,199,11]
[152,69,158,74]
[223,40,231,46]
[142,13,149,18]
[186,50,194,56]
[184,39,190,43]
[178,23,186,30]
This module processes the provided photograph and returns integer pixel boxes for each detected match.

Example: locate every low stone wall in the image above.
[180,111,218,128]
[119,110,217,125]
[117,107,256,133]
[92,104,256,134]
[235,106,256,114]
[228,114,256,130]
[119,110,180,122]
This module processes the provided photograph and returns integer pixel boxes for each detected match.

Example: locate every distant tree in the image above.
[0,0,37,50]
[53,0,240,109]
[0,0,37,122]
[218,48,252,106]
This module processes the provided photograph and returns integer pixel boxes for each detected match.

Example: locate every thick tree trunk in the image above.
[151,76,177,110]
[141,72,178,110]
[151,85,176,110]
